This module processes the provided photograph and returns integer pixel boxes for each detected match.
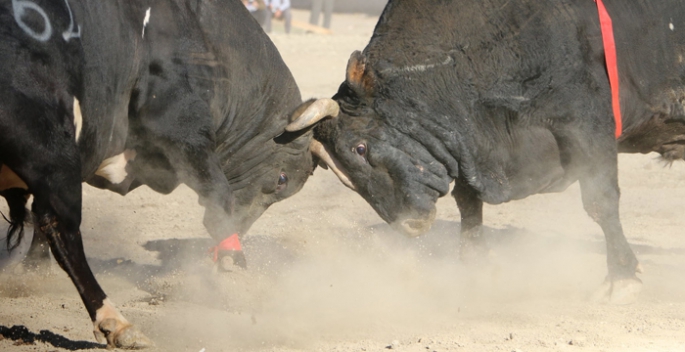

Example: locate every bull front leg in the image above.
[36,213,151,348]
[27,166,152,348]
[133,76,249,271]
[579,160,642,305]
[452,176,488,262]
[188,154,248,272]
[4,131,152,348]
[0,175,53,274]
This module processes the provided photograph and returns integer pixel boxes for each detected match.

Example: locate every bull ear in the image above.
[346,50,374,95]
[286,98,340,132]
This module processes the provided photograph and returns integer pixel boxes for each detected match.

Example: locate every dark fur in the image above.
[0,0,314,336]
[316,0,685,288]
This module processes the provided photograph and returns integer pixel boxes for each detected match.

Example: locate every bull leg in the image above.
[36,219,150,348]
[135,92,246,269]
[579,156,642,305]
[3,120,151,347]
[0,188,28,246]
[25,166,151,348]
[185,153,247,270]
[23,212,52,272]
[0,188,50,272]
[452,176,487,262]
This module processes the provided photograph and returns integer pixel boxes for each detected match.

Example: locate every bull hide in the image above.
[313,0,685,305]
[0,0,332,348]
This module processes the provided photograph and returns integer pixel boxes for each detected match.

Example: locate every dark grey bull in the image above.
[313,0,685,304]
[0,0,337,348]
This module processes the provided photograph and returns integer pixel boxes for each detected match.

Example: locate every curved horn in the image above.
[286,98,340,132]
[310,139,356,190]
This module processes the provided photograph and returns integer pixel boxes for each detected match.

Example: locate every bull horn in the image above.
[310,139,356,190]
[286,98,340,132]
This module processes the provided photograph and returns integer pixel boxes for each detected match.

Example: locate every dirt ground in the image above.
[2,9,685,352]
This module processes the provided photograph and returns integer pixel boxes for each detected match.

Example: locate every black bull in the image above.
[0,0,337,348]
[314,0,685,305]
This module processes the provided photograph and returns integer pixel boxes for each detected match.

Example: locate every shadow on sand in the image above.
[85,234,299,280]
[4,219,685,284]
[369,219,685,259]
[0,325,105,350]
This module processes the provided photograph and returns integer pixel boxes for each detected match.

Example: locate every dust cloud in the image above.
[126,210,609,351]
[2,9,685,352]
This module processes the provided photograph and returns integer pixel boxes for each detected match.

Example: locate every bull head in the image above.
[287,51,384,193]
[295,50,452,237]
[285,51,382,192]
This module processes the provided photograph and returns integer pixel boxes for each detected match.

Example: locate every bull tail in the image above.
[1,188,30,252]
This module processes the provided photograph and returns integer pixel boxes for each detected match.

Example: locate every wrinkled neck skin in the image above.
[194,1,306,186]
[214,67,306,189]
[213,68,312,233]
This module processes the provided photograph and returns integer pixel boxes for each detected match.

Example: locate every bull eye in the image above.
[278,172,288,185]
[354,143,367,157]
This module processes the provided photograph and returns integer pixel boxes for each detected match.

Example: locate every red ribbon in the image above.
[595,0,622,138]
[209,233,242,262]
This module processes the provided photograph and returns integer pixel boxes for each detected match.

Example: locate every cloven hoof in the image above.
[218,250,247,272]
[590,277,643,305]
[96,319,153,349]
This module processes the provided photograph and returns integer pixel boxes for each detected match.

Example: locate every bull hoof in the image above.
[96,319,153,349]
[609,278,643,305]
[113,325,153,349]
[590,277,643,305]
[218,250,247,272]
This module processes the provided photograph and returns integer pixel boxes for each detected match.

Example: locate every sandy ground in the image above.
[2,9,685,352]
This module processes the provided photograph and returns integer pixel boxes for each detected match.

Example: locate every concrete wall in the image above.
[291,0,387,15]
